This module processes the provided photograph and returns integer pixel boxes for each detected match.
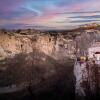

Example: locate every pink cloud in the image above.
[1,0,100,29]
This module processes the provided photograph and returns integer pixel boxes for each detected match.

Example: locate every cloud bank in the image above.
[0,0,100,30]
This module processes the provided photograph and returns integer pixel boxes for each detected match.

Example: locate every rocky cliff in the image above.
[0,32,76,61]
[0,27,99,93]
[0,31,75,91]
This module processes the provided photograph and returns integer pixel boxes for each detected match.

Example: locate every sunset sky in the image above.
[0,0,100,30]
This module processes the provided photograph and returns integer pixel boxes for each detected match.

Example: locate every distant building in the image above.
[88,33,100,63]
[88,48,100,59]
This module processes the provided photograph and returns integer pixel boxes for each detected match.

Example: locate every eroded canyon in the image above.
[0,27,100,100]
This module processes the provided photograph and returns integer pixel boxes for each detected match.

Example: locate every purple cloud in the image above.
[0,0,100,30]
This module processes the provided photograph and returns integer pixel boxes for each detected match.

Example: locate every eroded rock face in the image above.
[0,34,33,59]
[1,28,100,95]
[0,32,75,92]
[0,33,76,61]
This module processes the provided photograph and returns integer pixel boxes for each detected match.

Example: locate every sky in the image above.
[0,0,100,30]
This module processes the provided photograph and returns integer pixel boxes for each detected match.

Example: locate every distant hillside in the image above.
[1,23,100,34]
[71,23,100,32]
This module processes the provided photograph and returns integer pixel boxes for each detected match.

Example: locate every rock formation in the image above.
[0,26,100,95]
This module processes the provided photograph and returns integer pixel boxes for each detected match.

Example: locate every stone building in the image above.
[74,30,100,99]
